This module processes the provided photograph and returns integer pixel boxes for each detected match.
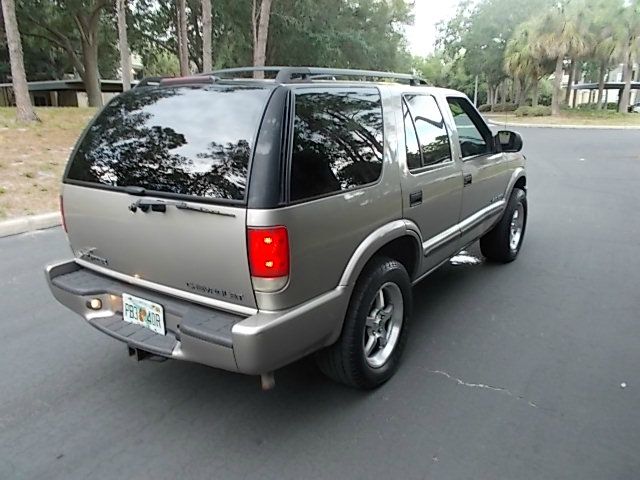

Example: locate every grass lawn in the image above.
[485,109,640,126]
[0,107,96,219]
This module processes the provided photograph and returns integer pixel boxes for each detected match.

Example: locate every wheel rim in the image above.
[363,282,404,368]
[509,203,525,252]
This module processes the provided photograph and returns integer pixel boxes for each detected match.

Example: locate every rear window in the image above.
[66,85,272,201]
[290,87,384,202]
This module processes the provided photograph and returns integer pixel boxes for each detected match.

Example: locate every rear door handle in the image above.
[409,190,423,207]
[463,174,473,186]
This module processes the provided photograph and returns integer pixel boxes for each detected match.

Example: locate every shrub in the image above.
[491,103,518,113]
[478,104,492,112]
[515,106,551,117]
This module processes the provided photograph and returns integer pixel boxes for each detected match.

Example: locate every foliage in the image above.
[515,105,551,116]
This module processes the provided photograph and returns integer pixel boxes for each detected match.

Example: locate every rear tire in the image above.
[316,256,412,389]
[480,187,527,263]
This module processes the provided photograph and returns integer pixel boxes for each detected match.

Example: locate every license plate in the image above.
[122,293,165,335]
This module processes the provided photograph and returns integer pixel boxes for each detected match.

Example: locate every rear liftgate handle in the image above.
[463,174,473,186]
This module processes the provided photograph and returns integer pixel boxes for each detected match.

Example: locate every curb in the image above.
[0,212,61,238]
[486,119,640,130]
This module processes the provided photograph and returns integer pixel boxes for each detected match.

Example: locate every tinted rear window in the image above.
[290,87,383,202]
[66,85,272,201]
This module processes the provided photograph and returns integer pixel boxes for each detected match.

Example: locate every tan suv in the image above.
[46,67,527,389]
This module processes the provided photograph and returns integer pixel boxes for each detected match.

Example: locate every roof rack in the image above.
[210,66,428,86]
[134,76,164,89]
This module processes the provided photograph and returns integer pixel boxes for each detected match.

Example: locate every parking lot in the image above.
[1,127,639,480]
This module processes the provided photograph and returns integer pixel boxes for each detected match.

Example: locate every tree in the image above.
[1,0,38,122]
[589,0,622,109]
[616,0,640,113]
[251,0,273,78]
[116,0,132,91]
[18,0,111,107]
[176,0,189,75]
[202,0,212,72]
[530,0,589,115]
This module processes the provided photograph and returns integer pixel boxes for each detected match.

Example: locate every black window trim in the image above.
[402,93,455,176]
[285,85,385,206]
[63,84,277,207]
[446,95,496,162]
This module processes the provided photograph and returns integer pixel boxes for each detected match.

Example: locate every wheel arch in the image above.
[506,167,526,198]
[338,220,422,288]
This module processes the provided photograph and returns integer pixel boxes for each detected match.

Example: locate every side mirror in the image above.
[495,130,523,153]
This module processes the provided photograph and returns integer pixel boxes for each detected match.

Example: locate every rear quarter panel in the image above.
[247,87,403,311]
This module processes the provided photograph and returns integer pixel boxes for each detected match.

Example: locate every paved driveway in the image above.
[1,127,639,479]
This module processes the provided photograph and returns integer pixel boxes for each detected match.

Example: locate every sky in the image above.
[406,0,461,58]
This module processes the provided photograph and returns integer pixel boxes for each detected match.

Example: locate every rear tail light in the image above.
[60,195,67,232]
[247,226,289,292]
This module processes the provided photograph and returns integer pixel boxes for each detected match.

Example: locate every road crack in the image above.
[427,369,538,408]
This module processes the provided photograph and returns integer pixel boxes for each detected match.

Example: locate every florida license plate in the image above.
[122,293,165,335]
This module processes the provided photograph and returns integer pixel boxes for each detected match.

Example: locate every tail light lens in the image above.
[60,195,67,232]
[247,226,289,292]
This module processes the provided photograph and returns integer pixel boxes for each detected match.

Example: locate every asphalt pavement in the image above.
[1,127,639,480]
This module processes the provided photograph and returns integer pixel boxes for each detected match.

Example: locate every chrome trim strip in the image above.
[422,224,460,256]
[459,200,505,233]
[75,258,258,316]
[421,200,506,256]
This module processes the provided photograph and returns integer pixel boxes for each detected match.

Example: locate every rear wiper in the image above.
[123,186,147,196]
[128,198,235,217]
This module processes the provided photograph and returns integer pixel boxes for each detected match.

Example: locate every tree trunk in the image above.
[252,0,273,79]
[81,38,103,107]
[564,58,574,105]
[552,55,564,116]
[571,61,580,109]
[596,61,606,109]
[202,0,212,72]
[618,41,632,114]
[177,0,189,75]
[116,0,132,91]
[531,77,539,107]
[1,0,38,122]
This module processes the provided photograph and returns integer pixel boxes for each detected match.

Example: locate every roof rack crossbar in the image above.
[210,66,428,86]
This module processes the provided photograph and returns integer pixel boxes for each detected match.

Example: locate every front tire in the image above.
[480,187,527,263]
[316,256,412,389]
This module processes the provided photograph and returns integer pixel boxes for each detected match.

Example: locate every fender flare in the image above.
[338,219,422,287]
[505,167,526,198]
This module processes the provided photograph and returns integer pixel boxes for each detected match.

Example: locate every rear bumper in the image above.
[46,260,349,375]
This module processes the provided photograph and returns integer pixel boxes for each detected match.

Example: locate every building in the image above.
[564,63,640,109]
[0,78,138,107]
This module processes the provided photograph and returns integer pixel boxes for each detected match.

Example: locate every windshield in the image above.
[66,84,273,201]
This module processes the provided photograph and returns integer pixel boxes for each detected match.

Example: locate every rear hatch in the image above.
[62,82,275,310]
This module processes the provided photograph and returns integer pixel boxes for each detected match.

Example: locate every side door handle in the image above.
[463,174,473,186]
[409,190,423,207]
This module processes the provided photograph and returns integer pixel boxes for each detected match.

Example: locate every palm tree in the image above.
[1,0,38,122]
[616,0,640,113]
[505,22,552,107]
[531,0,590,115]
[590,0,623,109]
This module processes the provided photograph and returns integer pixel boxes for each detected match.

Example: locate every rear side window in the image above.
[66,85,272,201]
[403,94,451,169]
[290,87,383,202]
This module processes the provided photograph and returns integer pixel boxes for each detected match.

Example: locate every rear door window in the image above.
[403,94,452,169]
[289,87,384,202]
[66,85,273,201]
